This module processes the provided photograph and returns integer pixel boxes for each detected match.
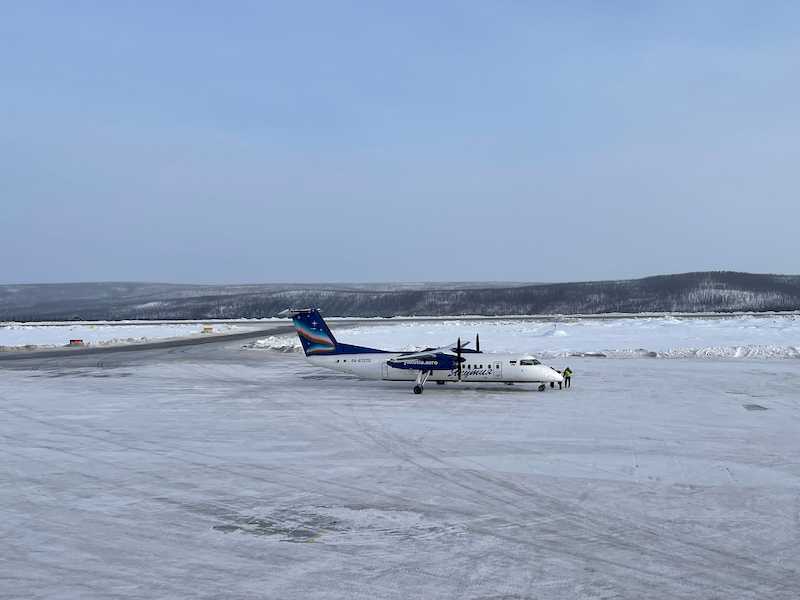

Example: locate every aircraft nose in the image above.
[535,366,563,382]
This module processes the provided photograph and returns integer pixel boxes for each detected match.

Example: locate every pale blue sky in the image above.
[3,2,799,283]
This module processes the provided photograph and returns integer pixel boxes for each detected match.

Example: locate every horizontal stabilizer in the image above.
[278,308,317,317]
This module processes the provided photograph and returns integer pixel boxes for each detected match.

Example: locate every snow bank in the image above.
[249,335,302,353]
[247,315,800,360]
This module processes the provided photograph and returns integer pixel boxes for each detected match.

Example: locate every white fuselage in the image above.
[307,353,564,384]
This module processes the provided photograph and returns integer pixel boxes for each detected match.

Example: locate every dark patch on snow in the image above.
[301,374,360,381]
[743,404,768,411]
[30,367,134,379]
[212,510,339,542]
[86,372,133,378]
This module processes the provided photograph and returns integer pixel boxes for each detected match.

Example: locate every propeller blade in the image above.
[457,337,462,380]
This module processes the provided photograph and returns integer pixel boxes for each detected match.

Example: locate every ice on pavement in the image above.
[0,322,247,349]
[250,315,800,359]
[2,346,799,599]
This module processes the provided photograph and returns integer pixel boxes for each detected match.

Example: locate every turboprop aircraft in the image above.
[283,308,564,394]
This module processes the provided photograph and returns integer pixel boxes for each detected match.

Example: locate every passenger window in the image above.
[479,364,483,369]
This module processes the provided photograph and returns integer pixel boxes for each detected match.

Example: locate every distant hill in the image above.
[1,272,799,321]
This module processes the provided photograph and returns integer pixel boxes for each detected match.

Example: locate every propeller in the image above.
[457,337,462,380]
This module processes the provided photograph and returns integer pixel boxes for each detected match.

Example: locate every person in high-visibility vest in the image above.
[563,367,573,388]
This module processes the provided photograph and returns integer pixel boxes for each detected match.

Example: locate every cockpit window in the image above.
[519,359,541,366]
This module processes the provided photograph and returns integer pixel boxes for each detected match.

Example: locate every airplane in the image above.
[283,308,564,394]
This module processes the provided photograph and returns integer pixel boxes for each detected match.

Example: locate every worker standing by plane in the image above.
[563,366,573,388]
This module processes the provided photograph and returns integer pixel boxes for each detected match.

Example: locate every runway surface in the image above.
[0,323,294,360]
[1,340,799,599]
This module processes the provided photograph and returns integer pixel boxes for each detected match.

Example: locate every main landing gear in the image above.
[413,370,432,394]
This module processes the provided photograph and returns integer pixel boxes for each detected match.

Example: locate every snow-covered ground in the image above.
[1,345,798,599]
[251,315,800,359]
[0,322,251,349]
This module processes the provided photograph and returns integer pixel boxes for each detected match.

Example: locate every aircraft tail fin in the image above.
[282,308,386,356]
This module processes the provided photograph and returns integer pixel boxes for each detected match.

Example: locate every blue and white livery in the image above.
[284,308,564,394]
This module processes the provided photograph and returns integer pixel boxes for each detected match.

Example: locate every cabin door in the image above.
[492,361,502,379]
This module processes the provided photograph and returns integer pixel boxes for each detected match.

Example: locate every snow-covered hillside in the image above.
[2,272,800,320]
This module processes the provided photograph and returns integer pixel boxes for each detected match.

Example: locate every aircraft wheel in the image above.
[538,383,546,392]
[413,385,423,395]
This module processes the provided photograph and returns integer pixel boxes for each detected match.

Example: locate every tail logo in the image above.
[295,320,335,354]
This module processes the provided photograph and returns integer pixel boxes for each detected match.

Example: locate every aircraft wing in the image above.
[396,340,470,362]
[391,351,442,362]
